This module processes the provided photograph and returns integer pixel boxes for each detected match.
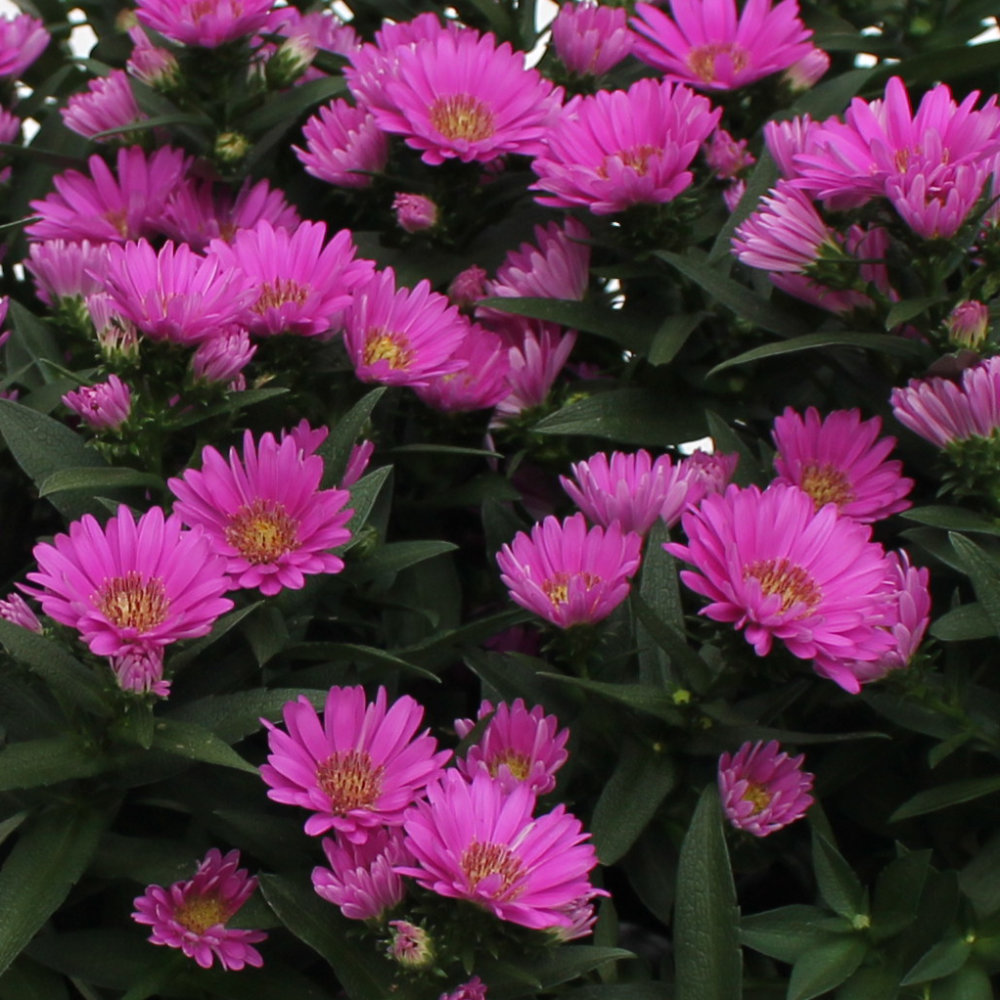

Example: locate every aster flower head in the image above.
[771,407,913,522]
[136,0,274,48]
[455,699,570,795]
[414,325,511,413]
[313,827,411,921]
[440,977,488,1000]
[0,592,42,634]
[208,221,374,338]
[551,2,634,77]
[666,484,896,662]
[372,28,563,166]
[343,268,470,387]
[87,293,140,362]
[631,0,814,91]
[398,770,600,930]
[191,327,256,385]
[0,13,49,79]
[763,114,821,180]
[531,78,721,215]
[945,300,990,350]
[387,920,434,969]
[127,25,180,90]
[718,740,814,837]
[62,375,132,432]
[168,429,352,596]
[705,128,755,180]
[393,193,438,233]
[560,449,695,534]
[25,505,233,659]
[260,685,451,840]
[450,265,489,310]
[492,326,577,424]
[111,645,169,698]
[25,239,109,308]
[61,70,146,143]
[132,849,266,970]
[497,513,642,628]
[295,99,389,189]
[677,448,739,510]
[782,47,830,91]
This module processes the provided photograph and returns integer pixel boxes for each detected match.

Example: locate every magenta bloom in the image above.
[61,70,145,142]
[136,0,273,47]
[26,505,233,659]
[127,25,180,89]
[890,356,1000,449]
[343,268,470,387]
[492,327,577,424]
[295,99,389,189]
[440,977,488,1000]
[208,221,374,338]
[372,28,562,166]
[704,128,755,180]
[718,741,814,837]
[414,326,511,413]
[27,146,189,244]
[455,699,570,795]
[783,47,830,90]
[945,300,990,350]
[104,239,254,345]
[666,484,895,662]
[132,849,266,970]
[398,770,600,931]
[110,645,169,698]
[25,239,109,308]
[631,0,814,91]
[497,513,642,628]
[813,551,931,694]
[168,429,352,596]
[0,592,42,633]
[191,328,256,386]
[313,827,411,921]
[0,13,49,79]
[393,193,438,233]
[260,685,451,840]
[560,449,695,534]
[62,375,132,431]
[551,2,634,77]
[678,448,739,509]
[771,407,913,522]
[886,162,991,240]
[532,78,720,215]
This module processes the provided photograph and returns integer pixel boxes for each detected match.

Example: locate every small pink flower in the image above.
[61,70,146,143]
[127,25,180,89]
[0,592,42,633]
[260,685,451,840]
[168,429,352,596]
[550,2,634,77]
[718,740,814,837]
[449,265,489,310]
[295,99,389,188]
[343,440,375,488]
[763,114,821,180]
[492,326,577,424]
[497,513,642,628]
[191,328,256,385]
[386,920,434,968]
[393,193,438,233]
[886,162,991,240]
[25,239,109,307]
[440,976,488,1000]
[455,699,570,795]
[945,300,990,349]
[678,448,739,509]
[136,0,274,48]
[62,375,132,431]
[0,13,49,79]
[704,128,755,180]
[312,827,411,920]
[110,645,169,698]
[132,849,267,970]
[413,326,511,413]
[782,47,830,90]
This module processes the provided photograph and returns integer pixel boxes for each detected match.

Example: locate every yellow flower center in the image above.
[488,749,532,781]
[686,41,750,83]
[742,781,772,815]
[743,558,822,614]
[429,94,496,143]
[362,330,412,370]
[799,462,854,511]
[96,572,170,633]
[104,208,129,237]
[461,839,524,897]
[225,498,300,564]
[254,278,309,313]
[315,749,385,814]
[541,571,602,607]
[174,893,231,934]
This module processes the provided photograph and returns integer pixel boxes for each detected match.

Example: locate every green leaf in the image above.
[930,603,993,642]
[539,673,683,724]
[5,301,62,389]
[902,938,972,985]
[929,963,994,1000]
[0,736,107,791]
[631,596,713,694]
[708,153,779,264]
[0,956,70,1000]
[533,389,706,446]
[167,688,327,744]
[246,76,346,134]
[168,601,264,670]
[485,947,634,999]
[813,831,866,920]
[789,937,867,1000]
[318,387,386,488]
[285,641,439,682]
[171,387,289,428]
[705,410,762,487]
[885,295,947,329]
[741,905,841,964]
[648,312,705,365]
[890,776,1000,822]
[834,962,902,1000]
[636,522,681,684]
[0,805,107,976]
[259,873,393,1000]
[350,540,458,582]
[591,738,677,865]
[949,533,1000,638]
[150,718,257,774]
[342,466,392,545]
[871,850,931,941]
[674,786,741,1000]
[708,332,929,377]
[904,507,1000,536]
[37,466,164,498]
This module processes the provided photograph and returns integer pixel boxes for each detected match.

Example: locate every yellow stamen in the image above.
[225,498,300,564]
[315,749,385,814]
[363,330,412,370]
[743,558,821,614]
[96,572,170,633]
[175,894,231,934]
[429,94,495,143]
[686,42,750,83]
[254,278,309,313]
[461,839,524,897]
[488,749,532,781]
[800,462,854,511]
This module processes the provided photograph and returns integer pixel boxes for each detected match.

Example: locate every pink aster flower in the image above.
[945,300,990,350]
[207,221,374,338]
[25,505,233,659]
[62,374,132,431]
[312,827,411,920]
[25,239,109,308]
[127,25,180,90]
[136,0,274,48]
[413,325,511,413]
[497,513,642,628]
[449,265,489,310]
[372,28,563,166]
[393,193,438,233]
[61,70,146,143]
[550,2,634,77]
[704,128,755,180]
[103,239,255,345]
[386,920,434,969]
[86,293,139,362]
[631,0,813,90]
[667,484,896,661]
[168,429,352,596]
[191,328,256,385]
[110,645,169,698]
[782,47,830,91]
[132,848,267,970]
[398,770,600,931]
[771,407,913,522]
[27,146,189,244]
[890,356,1000,448]
[813,550,930,693]
[343,440,374,488]
[763,114,821,180]
[560,449,696,534]
[260,685,451,840]
[886,162,991,240]
[0,592,42,633]
[440,977,488,1000]
[0,13,49,79]
[343,268,470,387]
[718,740,814,837]
[455,699,570,795]
[492,326,577,424]
[531,78,720,215]
[678,448,739,510]
[295,99,389,189]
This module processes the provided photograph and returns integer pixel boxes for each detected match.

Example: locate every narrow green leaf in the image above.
[928,963,994,1000]
[871,851,931,941]
[904,507,1000,536]
[631,596,713,694]
[813,831,866,920]
[949,533,1000,637]
[0,805,107,976]
[5,301,62,389]
[350,540,458,582]
[319,387,386,488]
[872,39,1000,87]
[0,736,106,791]
[648,312,705,365]
[91,113,211,140]
[484,947,634,999]
[38,466,164,498]
[591,739,676,865]
[247,76,346,134]
[539,673,683,724]
[284,641,439,682]
[890,776,1000,822]
[740,905,840,964]
[834,962,902,1000]
[167,688,327,744]
[150,719,257,774]
[885,296,947,329]
[168,601,264,670]
[901,938,971,985]
[342,466,392,545]
[705,410,762,487]
[674,786,741,1000]
[636,522,680,684]
[930,603,993,642]
[171,387,288,428]
[789,937,867,1000]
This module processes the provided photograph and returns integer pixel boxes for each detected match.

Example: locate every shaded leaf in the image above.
[813,831,866,920]
[789,937,867,1000]
[901,938,971,986]
[318,387,386,488]
[0,736,107,791]
[150,718,257,774]
[890,776,1000,822]
[741,905,840,964]
[38,466,163,498]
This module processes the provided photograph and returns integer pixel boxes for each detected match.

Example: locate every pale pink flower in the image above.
[0,592,42,633]
[550,2,634,77]
[492,327,576,423]
[62,374,132,431]
[944,300,990,349]
[414,326,511,413]
[191,328,256,385]
[704,128,755,180]
[136,0,274,48]
[25,239,109,307]
[343,440,374,488]
[110,645,169,698]
[393,193,438,233]
[61,70,146,143]
[295,99,389,188]
[440,977,488,1000]
[718,740,814,837]
[386,920,434,968]
[312,827,411,920]
[782,47,830,91]
[127,25,180,90]
[0,13,49,79]
[132,849,266,970]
